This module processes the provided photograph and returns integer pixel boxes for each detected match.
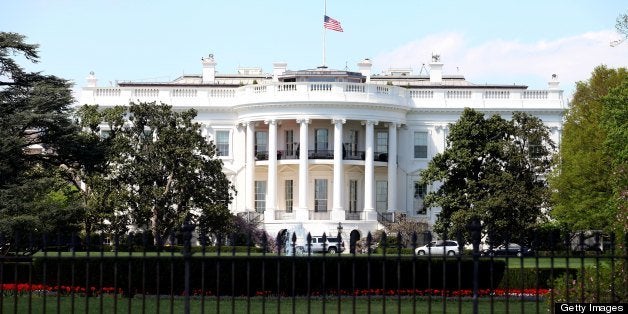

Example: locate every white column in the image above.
[387,123,398,212]
[265,119,277,221]
[331,118,345,221]
[363,120,377,218]
[296,118,310,220]
[245,121,255,211]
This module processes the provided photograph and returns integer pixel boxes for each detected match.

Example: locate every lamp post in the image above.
[337,222,343,236]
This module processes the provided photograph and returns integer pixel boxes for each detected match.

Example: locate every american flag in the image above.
[324,15,343,32]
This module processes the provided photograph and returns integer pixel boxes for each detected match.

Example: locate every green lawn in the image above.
[2,295,546,314]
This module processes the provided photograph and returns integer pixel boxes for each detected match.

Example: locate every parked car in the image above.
[415,240,459,256]
[309,236,345,254]
[481,243,532,257]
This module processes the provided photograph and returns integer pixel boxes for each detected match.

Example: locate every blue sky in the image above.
[2,0,626,99]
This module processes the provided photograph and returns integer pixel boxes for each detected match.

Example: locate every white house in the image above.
[80,54,564,245]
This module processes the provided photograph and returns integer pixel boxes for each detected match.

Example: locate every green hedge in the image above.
[497,268,577,289]
[18,256,506,296]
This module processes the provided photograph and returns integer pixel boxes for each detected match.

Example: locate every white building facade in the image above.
[80,55,564,243]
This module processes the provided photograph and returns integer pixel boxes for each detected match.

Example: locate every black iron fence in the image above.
[1,229,626,313]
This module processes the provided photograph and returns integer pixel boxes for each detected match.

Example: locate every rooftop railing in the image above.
[83,82,563,110]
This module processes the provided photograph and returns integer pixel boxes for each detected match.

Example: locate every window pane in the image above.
[376,181,387,212]
[349,180,358,213]
[376,131,388,153]
[414,132,428,158]
[255,181,266,213]
[414,181,427,214]
[285,180,293,213]
[314,179,328,212]
[216,130,230,156]
[255,131,268,153]
[315,129,328,151]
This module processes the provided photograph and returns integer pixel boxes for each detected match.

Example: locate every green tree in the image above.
[0,32,88,245]
[549,66,627,232]
[0,32,77,186]
[611,12,628,47]
[420,108,554,244]
[600,76,628,234]
[89,102,235,244]
[71,105,129,235]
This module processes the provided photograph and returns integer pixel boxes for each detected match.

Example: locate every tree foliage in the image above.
[600,78,628,234]
[420,108,554,245]
[0,32,87,243]
[0,32,78,186]
[549,66,627,232]
[78,102,235,244]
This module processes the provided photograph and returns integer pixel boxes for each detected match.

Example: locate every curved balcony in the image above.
[235,82,408,108]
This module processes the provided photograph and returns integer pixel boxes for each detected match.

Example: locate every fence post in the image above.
[467,218,482,314]
[182,218,195,314]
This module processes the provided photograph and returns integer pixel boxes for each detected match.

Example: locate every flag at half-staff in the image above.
[324,15,344,32]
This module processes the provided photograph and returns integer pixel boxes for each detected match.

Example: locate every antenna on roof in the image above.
[419,63,430,75]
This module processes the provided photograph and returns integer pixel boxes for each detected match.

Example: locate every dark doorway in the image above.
[349,230,361,254]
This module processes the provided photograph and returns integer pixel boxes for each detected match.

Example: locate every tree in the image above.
[0,32,88,244]
[611,12,628,47]
[85,102,235,244]
[382,215,430,247]
[600,76,628,234]
[549,66,627,232]
[420,108,554,245]
[0,32,78,186]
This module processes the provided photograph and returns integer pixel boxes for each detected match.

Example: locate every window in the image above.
[414,182,427,214]
[315,129,328,151]
[285,130,295,156]
[285,180,293,213]
[255,131,268,156]
[100,130,111,139]
[215,130,230,156]
[376,181,388,212]
[376,131,388,154]
[314,179,328,212]
[349,180,358,213]
[255,181,266,213]
[414,132,428,158]
[346,130,359,159]
[528,139,543,159]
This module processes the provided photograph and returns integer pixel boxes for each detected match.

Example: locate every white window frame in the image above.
[414,131,428,159]
[254,180,267,213]
[214,130,231,157]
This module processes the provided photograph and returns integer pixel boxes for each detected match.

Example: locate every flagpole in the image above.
[323,0,327,67]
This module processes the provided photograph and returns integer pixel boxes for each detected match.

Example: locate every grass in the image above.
[2,295,546,314]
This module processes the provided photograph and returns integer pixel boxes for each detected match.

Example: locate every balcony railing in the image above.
[308,150,334,159]
[345,211,362,220]
[237,211,264,223]
[274,210,295,220]
[309,210,330,220]
[255,149,390,162]
[377,212,394,224]
[84,82,564,111]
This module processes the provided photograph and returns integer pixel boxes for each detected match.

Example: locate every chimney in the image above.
[429,54,443,84]
[548,74,560,90]
[202,54,216,84]
[272,62,288,82]
[86,71,97,87]
[357,58,373,83]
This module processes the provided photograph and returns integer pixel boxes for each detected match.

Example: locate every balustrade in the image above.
[86,83,561,110]
[523,90,548,99]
